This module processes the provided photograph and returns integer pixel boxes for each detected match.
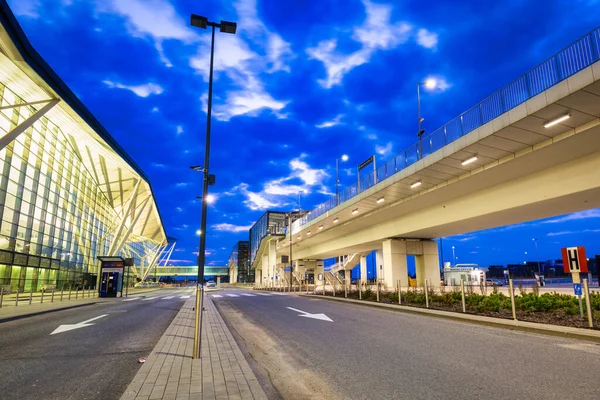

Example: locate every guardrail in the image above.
[292,27,600,233]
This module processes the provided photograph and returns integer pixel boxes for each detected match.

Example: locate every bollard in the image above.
[15,289,19,306]
[29,287,33,305]
[344,278,348,298]
[0,287,3,308]
[460,280,466,313]
[76,288,79,299]
[41,289,44,304]
[359,279,362,300]
[51,289,55,303]
[61,288,64,301]
[584,279,594,328]
[424,280,429,308]
[332,279,336,297]
[509,279,517,320]
[376,280,380,302]
[398,279,402,305]
[69,287,72,300]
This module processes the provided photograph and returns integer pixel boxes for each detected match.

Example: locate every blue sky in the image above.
[8,0,600,267]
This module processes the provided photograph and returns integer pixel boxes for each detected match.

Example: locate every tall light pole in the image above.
[417,79,437,159]
[190,14,236,360]
[451,245,456,265]
[335,154,349,206]
[533,238,541,275]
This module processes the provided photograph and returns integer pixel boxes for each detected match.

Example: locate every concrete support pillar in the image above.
[315,261,325,286]
[375,249,384,281]
[295,260,305,283]
[268,241,277,285]
[216,276,221,288]
[262,254,270,285]
[382,239,408,289]
[360,255,367,282]
[416,240,440,287]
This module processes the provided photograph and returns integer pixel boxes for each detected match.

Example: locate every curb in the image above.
[0,302,99,323]
[300,294,600,343]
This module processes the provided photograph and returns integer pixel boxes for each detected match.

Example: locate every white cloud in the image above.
[175,182,189,188]
[542,209,600,224]
[176,125,184,135]
[547,229,600,236]
[189,0,291,121]
[9,0,41,18]
[176,207,183,212]
[375,142,393,156]
[416,28,438,49]
[307,0,436,88]
[212,223,253,233]
[316,114,344,129]
[103,80,164,97]
[151,162,166,168]
[151,107,160,113]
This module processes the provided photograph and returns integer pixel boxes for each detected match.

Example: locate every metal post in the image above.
[460,280,466,313]
[583,279,594,328]
[61,288,64,301]
[425,279,429,308]
[29,286,33,304]
[344,277,348,298]
[41,289,44,304]
[51,289,55,303]
[376,279,380,302]
[69,287,72,300]
[193,285,202,359]
[15,289,19,306]
[359,279,362,300]
[398,279,401,305]
[76,288,79,299]
[289,214,293,293]
[0,287,3,308]
[509,279,517,320]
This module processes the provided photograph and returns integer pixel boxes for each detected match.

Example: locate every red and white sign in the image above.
[561,246,588,273]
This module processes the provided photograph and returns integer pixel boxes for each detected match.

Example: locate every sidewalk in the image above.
[120,294,267,400]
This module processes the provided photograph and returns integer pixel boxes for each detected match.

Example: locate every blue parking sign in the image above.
[573,283,582,296]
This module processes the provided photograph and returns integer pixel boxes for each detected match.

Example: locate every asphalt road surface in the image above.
[213,288,600,400]
[0,288,192,400]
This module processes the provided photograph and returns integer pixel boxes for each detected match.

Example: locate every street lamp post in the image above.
[335,154,349,206]
[417,79,437,159]
[533,238,541,275]
[190,14,236,360]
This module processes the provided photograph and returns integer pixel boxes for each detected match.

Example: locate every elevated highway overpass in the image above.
[276,27,600,289]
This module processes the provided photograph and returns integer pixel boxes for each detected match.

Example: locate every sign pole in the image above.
[583,279,594,328]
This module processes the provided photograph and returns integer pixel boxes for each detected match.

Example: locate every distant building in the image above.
[228,241,251,283]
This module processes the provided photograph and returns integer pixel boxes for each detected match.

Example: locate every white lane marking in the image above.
[212,294,223,298]
[286,307,333,322]
[51,314,109,335]
[226,294,239,297]
[142,296,159,301]
[255,293,271,296]
[180,295,191,299]
[240,293,256,297]
[162,296,175,300]
[122,297,140,302]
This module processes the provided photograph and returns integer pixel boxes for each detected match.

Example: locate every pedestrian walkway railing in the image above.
[291,26,600,233]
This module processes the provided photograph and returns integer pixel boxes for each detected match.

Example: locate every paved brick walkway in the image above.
[120,293,267,400]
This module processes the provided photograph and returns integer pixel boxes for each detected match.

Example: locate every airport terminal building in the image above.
[0,4,167,292]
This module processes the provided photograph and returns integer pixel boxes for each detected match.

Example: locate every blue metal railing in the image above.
[292,27,600,232]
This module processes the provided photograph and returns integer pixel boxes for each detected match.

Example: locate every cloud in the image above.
[189,0,291,121]
[151,162,166,168]
[547,229,600,236]
[307,0,436,88]
[416,29,438,49]
[541,209,600,224]
[316,114,344,129]
[375,142,393,156]
[212,223,253,233]
[103,80,164,97]
[174,182,189,188]
[175,207,183,212]
[176,125,183,135]
[10,0,42,18]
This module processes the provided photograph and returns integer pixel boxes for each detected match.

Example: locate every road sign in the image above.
[573,283,582,296]
[561,246,588,273]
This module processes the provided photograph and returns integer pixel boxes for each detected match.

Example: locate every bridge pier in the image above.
[382,239,408,289]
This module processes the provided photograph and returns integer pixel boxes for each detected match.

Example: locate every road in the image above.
[212,288,600,400]
[0,288,192,400]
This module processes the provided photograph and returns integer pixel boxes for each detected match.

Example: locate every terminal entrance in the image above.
[100,271,121,297]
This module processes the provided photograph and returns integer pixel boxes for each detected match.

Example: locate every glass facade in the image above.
[249,211,287,266]
[0,83,162,292]
[229,241,251,283]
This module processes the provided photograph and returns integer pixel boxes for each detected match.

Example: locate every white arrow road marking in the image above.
[51,315,108,335]
[240,294,256,297]
[162,296,175,300]
[180,295,191,299]
[142,296,159,301]
[122,297,140,302]
[212,294,223,298]
[286,307,333,322]
[226,294,239,297]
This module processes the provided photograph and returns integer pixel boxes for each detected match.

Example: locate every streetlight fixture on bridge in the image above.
[335,154,348,205]
[190,13,237,360]
[417,79,437,159]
